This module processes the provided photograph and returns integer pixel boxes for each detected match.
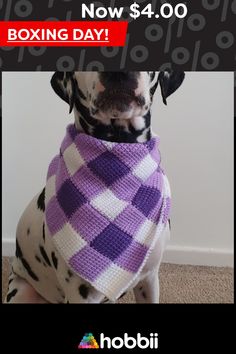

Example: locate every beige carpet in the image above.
[2,257,233,303]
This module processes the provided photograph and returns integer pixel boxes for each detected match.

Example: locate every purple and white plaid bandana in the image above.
[45,124,171,300]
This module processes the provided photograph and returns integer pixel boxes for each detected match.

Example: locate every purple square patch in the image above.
[57,180,87,218]
[132,185,161,217]
[91,224,132,261]
[88,151,130,186]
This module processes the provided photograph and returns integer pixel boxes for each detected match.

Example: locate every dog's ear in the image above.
[158,70,185,105]
[50,72,76,113]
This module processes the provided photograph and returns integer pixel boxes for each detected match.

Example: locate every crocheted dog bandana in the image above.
[45,124,171,301]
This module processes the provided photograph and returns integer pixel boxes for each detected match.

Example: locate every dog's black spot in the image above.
[136,95,145,107]
[65,278,69,283]
[21,258,39,281]
[42,223,45,242]
[27,228,30,235]
[37,188,45,212]
[68,269,73,278]
[74,98,97,124]
[6,288,18,302]
[39,246,51,267]
[168,219,171,230]
[91,107,98,115]
[142,291,147,299]
[79,284,89,299]
[150,72,155,81]
[146,129,151,141]
[77,87,86,100]
[15,239,23,258]
[51,252,58,269]
[35,255,41,263]
[8,278,13,285]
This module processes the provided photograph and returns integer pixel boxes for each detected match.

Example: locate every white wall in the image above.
[2,72,234,266]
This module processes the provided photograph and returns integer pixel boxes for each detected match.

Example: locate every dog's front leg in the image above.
[133,271,160,304]
[57,275,105,304]
[4,272,48,304]
[133,224,170,304]
[64,286,105,304]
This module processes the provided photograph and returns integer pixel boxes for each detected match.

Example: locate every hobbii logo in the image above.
[78,332,159,350]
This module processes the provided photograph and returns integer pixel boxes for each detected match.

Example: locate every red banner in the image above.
[0,21,128,47]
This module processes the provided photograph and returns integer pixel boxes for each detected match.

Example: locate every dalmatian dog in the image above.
[5,71,185,304]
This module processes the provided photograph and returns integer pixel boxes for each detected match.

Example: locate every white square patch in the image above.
[163,174,171,197]
[135,219,157,246]
[53,223,87,261]
[102,141,116,150]
[94,264,133,300]
[91,189,128,221]
[132,154,158,181]
[45,175,56,205]
[63,143,84,176]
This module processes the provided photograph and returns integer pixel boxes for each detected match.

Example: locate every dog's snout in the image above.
[99,72,140,89]
[101,72,129,80]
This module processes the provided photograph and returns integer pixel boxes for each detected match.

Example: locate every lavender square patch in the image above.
[114,205,146,236]
[70,204,110,242]
[74,134,107,163]
[111,173,141,202]
[47,155,60,180]
[69,246,111,282]
[116,241,148,273]
[55,158,70,192]
[71,165,106,199]
[113,144,150,168]
[46,196,67,236]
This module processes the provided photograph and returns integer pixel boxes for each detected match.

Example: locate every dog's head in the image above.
[51,71,185,121]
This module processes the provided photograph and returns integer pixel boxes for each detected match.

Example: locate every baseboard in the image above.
[2,238,16,258]
[2,238,233,267]
[163,245,233,267]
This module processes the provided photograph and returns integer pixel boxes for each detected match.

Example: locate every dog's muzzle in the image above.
[95,89,145,113]
[99,72,140,89]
